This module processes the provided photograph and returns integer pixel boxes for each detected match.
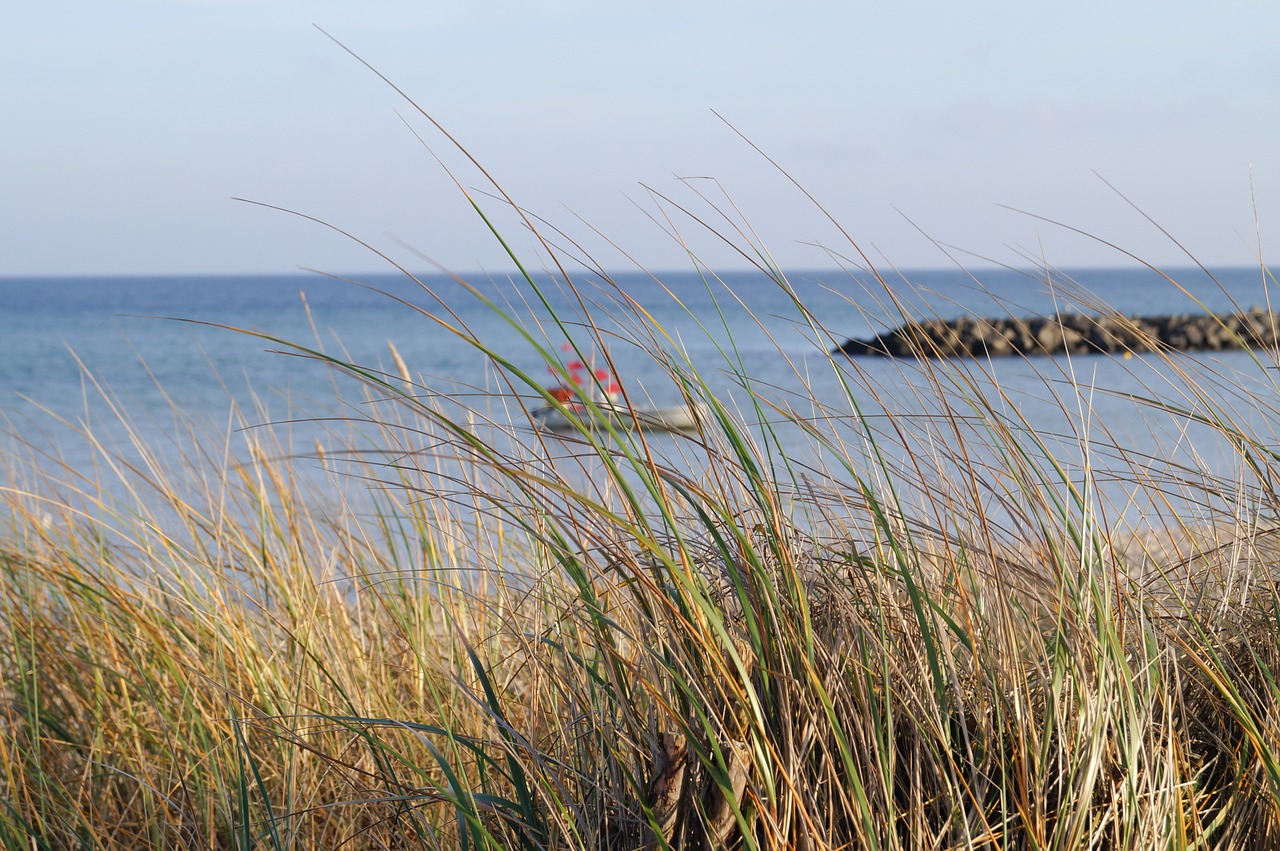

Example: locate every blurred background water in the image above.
[2,265,1277,530]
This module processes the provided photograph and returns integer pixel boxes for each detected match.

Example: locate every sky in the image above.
[3,1,1277,276]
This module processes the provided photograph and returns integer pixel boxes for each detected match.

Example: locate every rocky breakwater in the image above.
[835,308,1280,358]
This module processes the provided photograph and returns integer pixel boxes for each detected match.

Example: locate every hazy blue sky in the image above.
[4,1,1276,276]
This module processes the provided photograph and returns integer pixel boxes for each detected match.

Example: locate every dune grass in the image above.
[4,58,1280,845]
[3,248,1280,850]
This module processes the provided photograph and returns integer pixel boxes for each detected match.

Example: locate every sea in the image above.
[2,266,1278,531]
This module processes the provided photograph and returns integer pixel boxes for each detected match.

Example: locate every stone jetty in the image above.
[835,309,1280,359]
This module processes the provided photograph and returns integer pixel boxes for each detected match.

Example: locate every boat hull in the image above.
[532,402,702,433]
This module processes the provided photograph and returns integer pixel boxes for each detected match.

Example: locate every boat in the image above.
[532,345,704,433]
[531,399,703,433]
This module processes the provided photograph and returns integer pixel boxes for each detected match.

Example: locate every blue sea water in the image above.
[2,265,1277,524]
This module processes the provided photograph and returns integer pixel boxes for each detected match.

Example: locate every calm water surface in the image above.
[2,266,1277,527]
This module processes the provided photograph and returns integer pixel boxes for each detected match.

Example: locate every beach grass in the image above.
[3,249,1280,849]
[4,66,1280,845]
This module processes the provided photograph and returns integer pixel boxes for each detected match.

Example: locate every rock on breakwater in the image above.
[835,309,1280,358]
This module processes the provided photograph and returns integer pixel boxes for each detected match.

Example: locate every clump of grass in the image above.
[3,63,1280,848]
[7,257,1280,849]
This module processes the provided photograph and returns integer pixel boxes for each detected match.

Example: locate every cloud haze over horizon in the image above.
[3,1,1276,276]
